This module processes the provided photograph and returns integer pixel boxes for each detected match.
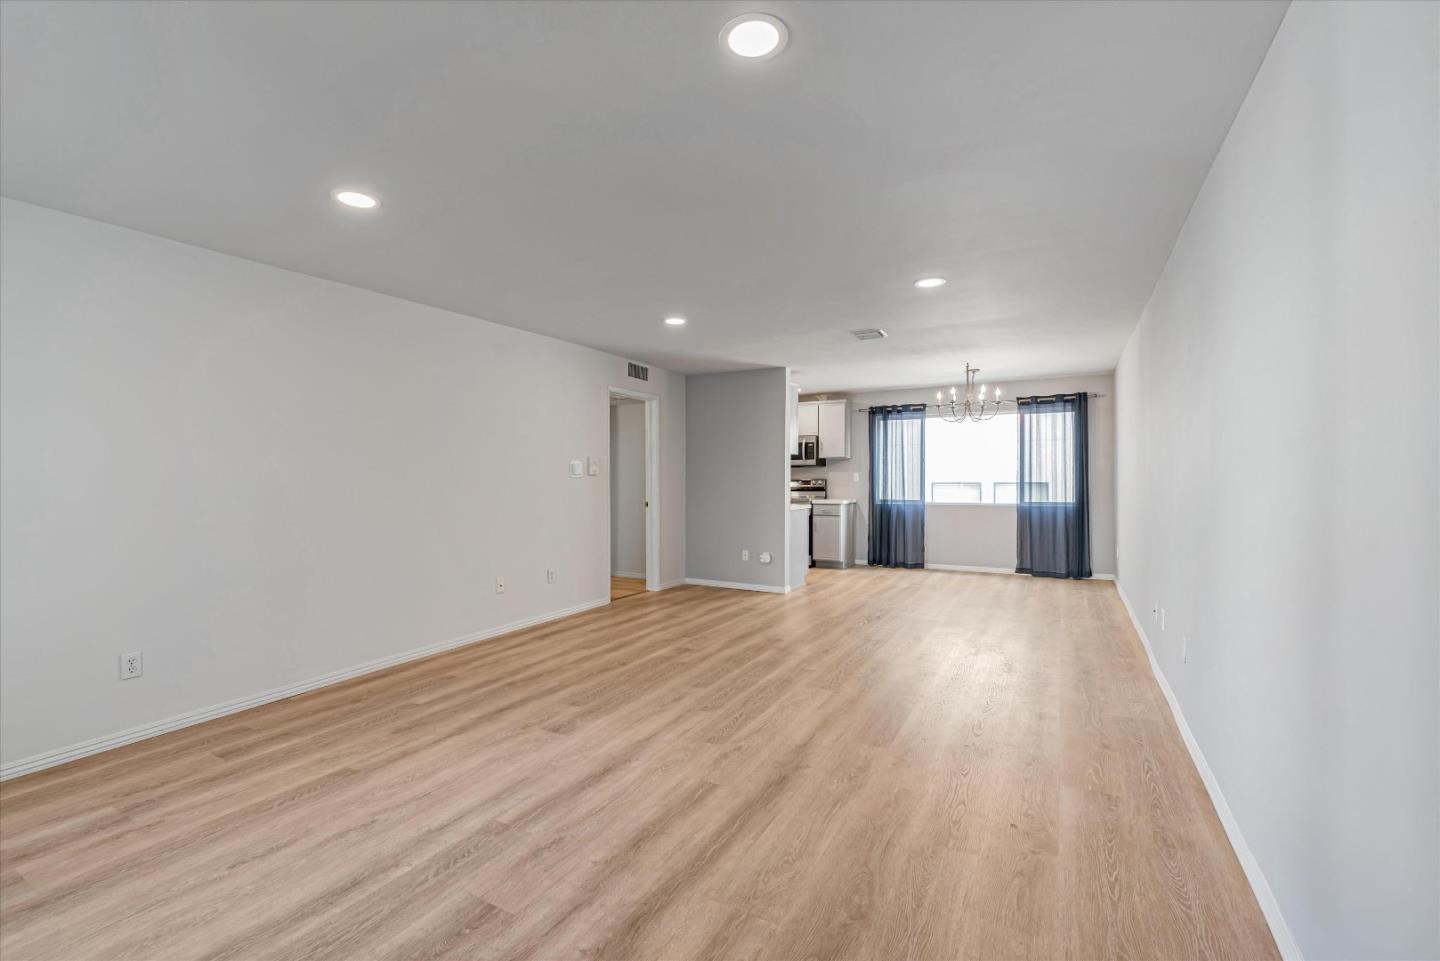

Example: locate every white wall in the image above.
[0,198,687,773]
[798,373,1116,574]
[686,367,790,589]
[1114,3,1438,958]
[608,401,646,577]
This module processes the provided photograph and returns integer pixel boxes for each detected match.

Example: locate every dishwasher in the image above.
[811,502,854,569]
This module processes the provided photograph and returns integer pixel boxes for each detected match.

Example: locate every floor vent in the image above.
[627,362,649,382]
[852,328,888,341]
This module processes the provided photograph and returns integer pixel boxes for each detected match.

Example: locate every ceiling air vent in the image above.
[852,328,888,341]
[626,361,650,382]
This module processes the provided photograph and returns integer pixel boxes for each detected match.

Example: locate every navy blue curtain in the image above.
[868,404,925,568]
[1016,393,1091,579]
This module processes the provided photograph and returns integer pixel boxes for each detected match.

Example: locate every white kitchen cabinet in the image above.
[788,383,805,455]
[797,401,820,438]
[816,399,850,460]
[796,399,850,460]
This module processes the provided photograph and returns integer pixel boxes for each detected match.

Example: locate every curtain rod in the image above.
[852,392,1107,413]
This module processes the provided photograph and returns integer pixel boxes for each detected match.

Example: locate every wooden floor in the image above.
[610,576,647,600]
[0,569,1277,961]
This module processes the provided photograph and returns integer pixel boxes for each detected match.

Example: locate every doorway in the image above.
[608,387,659,600]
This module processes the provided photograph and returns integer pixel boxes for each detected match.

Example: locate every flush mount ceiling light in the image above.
[332,189,379,209]
[664,316,687,326]
[914,277,947,289]
[721,13,788,60]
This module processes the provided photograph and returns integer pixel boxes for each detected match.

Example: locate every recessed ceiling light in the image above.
[664,316,687,326]
[914,277,947,289]
[721,13,788,60]
[333,189,379,209]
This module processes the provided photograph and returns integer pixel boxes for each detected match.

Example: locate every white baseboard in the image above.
[1115,582,1303,961]
[925,563,1018,575]
[610,570,646,580]
[655,578,687,591]
[0,597,610,782]
[684,577,792,594]
[915,563,1116,581]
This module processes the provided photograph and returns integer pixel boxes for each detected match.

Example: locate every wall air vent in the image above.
[626,362,650,382]
[852,328,889,341]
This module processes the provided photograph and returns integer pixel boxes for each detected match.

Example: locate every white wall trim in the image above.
[655,578,687,591]
[1115,581,1303,961]
[608,384,662,592]
[0,597,609,782]
[684,577,792,594]
[610,570,646,580]
[925,563,1018,575]
[866,561,1118,581]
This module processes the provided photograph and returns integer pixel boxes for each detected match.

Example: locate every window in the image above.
[931,481,982,503]
[993,481,1050,504]
[923,414,1017,504]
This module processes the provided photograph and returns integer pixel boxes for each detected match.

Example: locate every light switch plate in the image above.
[587,456,600,476]
[569,460,584,478]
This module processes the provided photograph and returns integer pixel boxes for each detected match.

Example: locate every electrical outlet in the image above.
[759,552,772,564]
[546,569,556,584]
[741,549,750,562]
[852,472,860,483]
[119,651,143,680]
[495,577,505,595]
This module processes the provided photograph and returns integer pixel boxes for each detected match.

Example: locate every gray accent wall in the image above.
[685,368,790,589]
[1114,3,1438,957]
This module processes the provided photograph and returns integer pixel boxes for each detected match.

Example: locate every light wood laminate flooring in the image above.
[0,568,1278,960]
[610,576,647,601]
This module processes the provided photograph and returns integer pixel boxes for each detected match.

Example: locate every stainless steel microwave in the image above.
[792,434,826,467]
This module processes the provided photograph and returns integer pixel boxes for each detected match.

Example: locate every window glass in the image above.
[923,414,1017,504]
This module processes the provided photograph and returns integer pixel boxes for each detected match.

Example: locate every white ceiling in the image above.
[0,0,1285,391]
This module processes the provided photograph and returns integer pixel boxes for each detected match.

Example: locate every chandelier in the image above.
[935,363,1010,423]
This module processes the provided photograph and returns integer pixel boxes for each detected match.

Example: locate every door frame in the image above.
[607,385,660,592]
